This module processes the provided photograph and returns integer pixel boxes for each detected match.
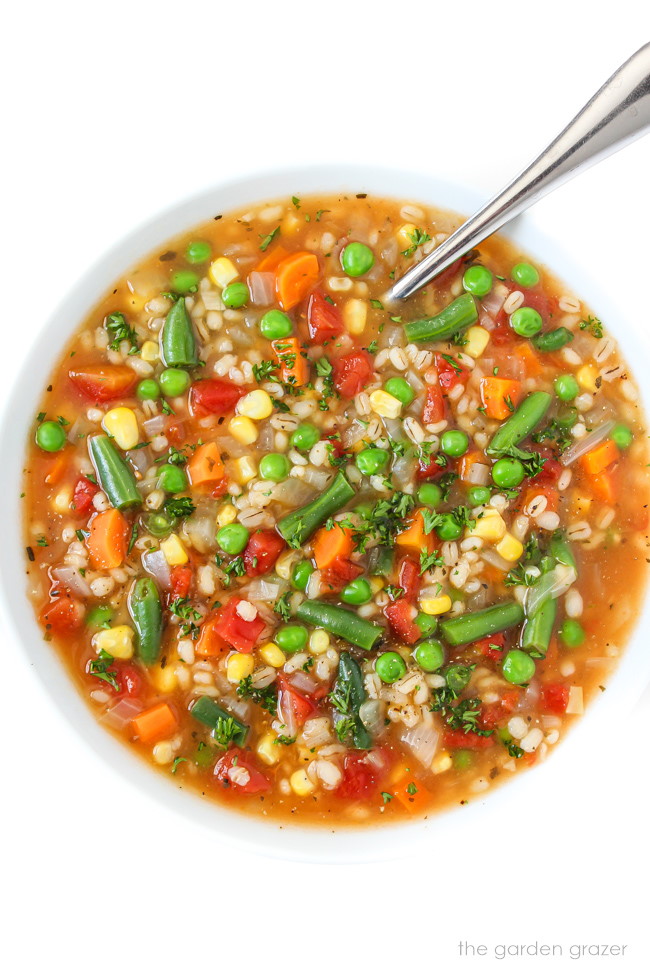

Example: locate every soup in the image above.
[23,193,649,825]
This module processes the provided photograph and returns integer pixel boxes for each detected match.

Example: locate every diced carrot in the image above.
[392,773,430,814]
[515,342,543,377]
[459,449,486,482]
[275,251,320,310]
[271,337,310,388]
[590,470,616,505]
[44,450,70,485]
[479,377,522,420]
[395,509,435,554]
[312,523,354,570]
[187,441,225,487]
[86,508,130,570]
[131,703,178,743]
[580,439,620,476]
[256,243,290,273]
[195,615,230,658]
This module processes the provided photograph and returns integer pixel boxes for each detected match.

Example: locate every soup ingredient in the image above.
[35,420,66,452]
[510,307,543,338]
[161,297,199,368]
[277,471,355,546]
[403,293,478,343]
[376,651,407,684]
[463,265,493,296]
[487,392,552,455]
[440,602,524,645]
[511,262,540,287]
[259,309,293,340]
[340,242,374,277]
[502,649,536,685]
[296,600,383,651]
[89,435,142,510]
[128,578,163,665]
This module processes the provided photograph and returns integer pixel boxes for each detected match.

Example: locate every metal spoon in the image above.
[387,42,650,303]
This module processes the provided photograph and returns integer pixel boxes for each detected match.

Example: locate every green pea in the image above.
[560,618,585,647]
[384,376,415,406]
[146,511,177,537]
[376,651,407,684]
[413,639,445,672]
[510,306,543,338]
[417,483,443,507]
[222,281,250,309]
[511,262,540,288]
[467,485,491,506]
[557,407,578,429]
[453,749,474,771]
[291,559,314,591]
[554,374,580,402]
[185,240,212,264]
[216,523,249,555]
[445,664,472,695]
[171,269,199,293]
[340,242,375,277]
[159,368,191,397]
[341,578,372,605]
[436,513,463,541]
[137,378,160,400]
[290,423,320,452]
[440,429,469,457]
[502,649,536,685]
[259,453,290,481]
[356,447,389,476]
[414,612,438,639]
[35,420,66,452]
[492,457,525,488]
[259,309,293,340]
[86,605,113,630]
[462,264,493,297]
[157,464,188,493]
[276,625,308,653]
[611,424,633,449]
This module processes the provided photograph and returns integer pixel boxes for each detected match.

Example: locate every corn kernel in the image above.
[281,212,302,236]
[140,340,159,362]
[102,407,140,450]
[229,415,258,444]
[233,456,257,484]
[576,364,598,392]
[126,294,146,313]
[226,652,255,683]
[432,750,452,774]
[93,625,135,660]
[52,487,73,514]
[237,389,273,420]
[160,533,189,566]
[209,257,238,288]
[343,298,367,335]
[216,503,238,527]
[396,222,418,249]
[571,492,592,516]
[419,594,452,616]
[495,532,524,562]
[257,733,282,765]
[290,769,315,796]
[274,549,298,580]
[309,629,330,655]
[150,661,178,693]
[370,576,385,595]
[259,642,286,667]
[464,326,490,359]
[369,389,402,419]
[469,506,507,542]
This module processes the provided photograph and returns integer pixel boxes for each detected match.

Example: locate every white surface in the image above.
[3,2,650,972]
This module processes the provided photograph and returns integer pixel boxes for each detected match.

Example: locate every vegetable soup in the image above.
[23,193,649,825]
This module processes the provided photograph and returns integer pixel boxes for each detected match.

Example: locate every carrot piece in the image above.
[187,441,225,487]
[392,773,430,814]
[275,251,320,310]
[131,703,178,744]
[256,243,290,273]
[479,377,522,420]
[271,337,310,388]
[515,342,543,377]
[86,508,130,570]
[580,439,620,476]
[195,615,230,658]
[395,509,435,554]
[312,524,354,570]
[458,449,486,482]
[44,450,70,485]
[590,470,616,505]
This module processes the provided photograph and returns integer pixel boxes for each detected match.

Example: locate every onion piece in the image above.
[220,694,251,722]
[248,271,275,306]
[525,564,577,617]
[481,548,512,573]
[272,478,316,506]
[289,671,319,695]
[246,578,281,602]
[343,420,367,449]
[142,549,171,589]
[143,414,165,437]
[102,698,143,730]
[127,447,152,475]
[466,462,490,486]
[53,566,92,597]
[392,451,416,491]
[359,699,385,737]
[400,722,439,768]
[560,419,615,467]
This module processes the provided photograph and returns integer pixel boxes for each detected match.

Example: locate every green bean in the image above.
[486,392,552,456]
[161,296,199,368]
[89,435,142,510]
[533,327,574,353]
[440,601,524,646]
[332,652,371,749]
[369,545,393,576]
[277,471,355,547]
[128,578,163,665]
[549,533,577,571]
[190,695,248,746]
[521,598,557,657]
[403,293,478,344]
[295,600,383,651]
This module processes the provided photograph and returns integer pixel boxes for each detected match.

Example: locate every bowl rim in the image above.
[2,162,650,863]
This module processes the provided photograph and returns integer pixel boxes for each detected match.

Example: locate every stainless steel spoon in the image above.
[387,42,650,303]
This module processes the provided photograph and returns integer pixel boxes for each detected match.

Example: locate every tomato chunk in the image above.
[214,597,265,653]
[434,352,469,390]
[474,632,506,662]
[398,556,420,602]
[321,556,363,593]
[335,753,377,799]
[332,350,374,398]
[540,682,570,715]
[113,662,143,698]
[243,530,286,577]
[277,675,317,729]
[189,379,246,418]
[443,728,493,750]
[307,291,342,343]
[40,594,84,634]
[170,565,192,600]
[69,365,137,402]
[384,598,421,644]
[71,476,98,516]
[422,383,445,424]
[213,748,270,794]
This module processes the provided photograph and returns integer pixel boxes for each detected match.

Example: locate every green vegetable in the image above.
[259,309,292,340]
[356,447,389,476]
[549,533,577,571]
[444,664,473,695]
[502,649,536,685]
[403,293,478,344]
[222,282,249,308]
[340,242,374,277]
[467,485,490,506]
[137,378,160,400]
[533,327,574,352]
[161,296,199,368]
[128,578,163,665]
[435,512,464,541]
[191,695,248,746]
[376,651,407,684]
[486,392,552,457]
[259,453,290,481]
[341,578,372,605]
[295,600,382,651]
[440,601,524,645]
[331,652,371,748]
[521,597,557,656]
[291,559,314,591]
[290,423,320,452]
[171,270,199,293]
[560,618,585,647]
[369,545,393,577]
[146,510,177,537]
[462,265,493,297]
[413,639,444,672]
[89,435,142,510]
[492,457,525,488]
[384,377,415,406]
[277,471,355,547]
[418,483,443,507]
[217,523,249,555]
[86,605,113,630]
[35,420,66,452]
[276,625,308,653]
[185,240,212,264]
[510,306,542,338]
[611,423,633,449]
[554,374,579,401]
[159,368,191,397]
[158,463,188,494]
[414,611,438,638]
[441,429,469,457]
[511,262,540,287]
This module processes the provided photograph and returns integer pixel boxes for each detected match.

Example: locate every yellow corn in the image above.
[226,653,255,683]
[216,503,238,527]
[281,211,302,236]
[431,750,452,774]
[102,407,139,451]
[370,576,385,595]
[464,326,490,359]
[343,298,367,335]
[576,364,599,392]
[125,294,146,313]
[495,532,524,562]
[140,340,159,362]
[274,549,298,580]
[93,625,135,660]
[257,733,282,765]
[308,629,330,655]
[420,594,452,616]
[396,223,418,249]
[259,642,286,667]
[52,487,73,515]
[160,533,189,566]
[209,257,238,288]
[469,506,507,542]
[237,389,274,420]
[571,492,592,516]
[233,456,257,484]
[290,769,315,796]
[369,389,402,419]
[229,415,258,444]
[150,661,178,693]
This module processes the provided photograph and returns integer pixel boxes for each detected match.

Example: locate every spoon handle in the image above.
[388,43,650,302]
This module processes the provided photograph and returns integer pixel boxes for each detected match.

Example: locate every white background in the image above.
[3,2,650,973]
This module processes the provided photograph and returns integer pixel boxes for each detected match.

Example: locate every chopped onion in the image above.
[405,369,425,392]
[127,447,152,475]
[560,419,615,467]
[481,282,508,318]
[400,722,439,768]
[257,423,275,451]
[221,694,251,722]
[66,416,87,444]
[183,510,218,554]
[102,698,143,730]
[248,271,275,306]
[466,462,490,486]
[359,699,386,737]
[481,548,512,573]
[271,478,314,506]
[392,451,416,490]
[517,679,540,710]
[53,566,92,597]
[143,414,165,436]
[142,549,171,589]
[246,578,281,602]
[289,671,319,695]
[343,420,367,449]
[525,564,577,616]
[379,324,403,349]
[277,691,298,738]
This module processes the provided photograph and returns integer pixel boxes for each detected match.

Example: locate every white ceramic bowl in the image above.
[3,165,650,862]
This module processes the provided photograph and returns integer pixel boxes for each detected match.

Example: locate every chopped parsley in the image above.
[214,716,241,749]
[237,676,278,716]
[253,360,279,382]
[579,315,603,338]
[274,591,292,622]
[169,597,203,638]
[105,311,139,354]
[274,735,296,746]
[401,228,432,257]
[88,650,119,691]
[164,496,196,519]
[259,226,280,252]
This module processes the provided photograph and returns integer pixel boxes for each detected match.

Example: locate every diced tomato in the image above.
[528,447,563,487]
[164,418,186,447]
[170,565,192,600]
[113,662,143,698]
[490,322,512,346]
[307,290,343,343]
[243,530,286,577]
[434,352,469,390]
[518,286,551,321]
[422,383,445,423]
[69,365,137,402]
[480,689,520,730]
[332,350,374,398]
[71,476,98,516]
[444,728,493,750]
[322,557,363,592]
[277,675,317,729]
[214,597,265,653]
[335,752,377,800]
[324,430,348,461]
[540,682,570,715]
[434,257,464,288]
[213,748,271,794]
[189,379,246,418]
[40,594,84,634]
[474,632,506,662]
[398,556,420,602]
[384,598,421,645]
[416,455,448,481]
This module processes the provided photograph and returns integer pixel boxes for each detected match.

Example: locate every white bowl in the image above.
[2,165,650,862]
